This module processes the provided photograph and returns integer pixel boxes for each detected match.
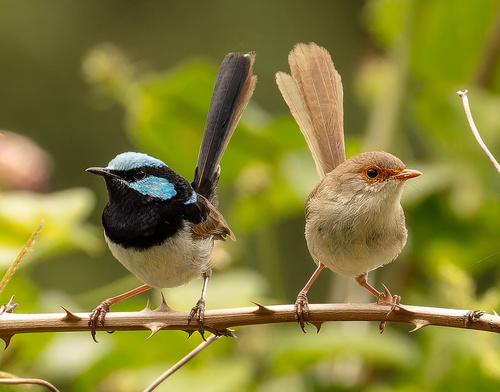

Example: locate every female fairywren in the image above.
[87,52,256,341]
[276,43,421,331]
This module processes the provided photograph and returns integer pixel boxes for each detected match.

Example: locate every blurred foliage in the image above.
[1,0,500,391]
[0,189,102,267]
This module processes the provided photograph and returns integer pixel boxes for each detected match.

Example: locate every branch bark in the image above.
[1,299,499,347]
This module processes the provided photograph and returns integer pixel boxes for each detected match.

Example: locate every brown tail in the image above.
[276,43,345,178]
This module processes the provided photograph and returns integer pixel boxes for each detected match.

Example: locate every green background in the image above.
[1,0,500,391]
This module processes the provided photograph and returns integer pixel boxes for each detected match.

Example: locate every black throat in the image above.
[102,178,208,250]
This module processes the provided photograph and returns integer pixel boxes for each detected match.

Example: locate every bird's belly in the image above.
[305,216,407,278]
[105,230,213,289]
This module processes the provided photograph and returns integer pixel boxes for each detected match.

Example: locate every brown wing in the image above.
[189,194,235,241]
[276,42,345,178]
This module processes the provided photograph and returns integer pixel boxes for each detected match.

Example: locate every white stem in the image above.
[143,334,220,391]
[457,89,500,175]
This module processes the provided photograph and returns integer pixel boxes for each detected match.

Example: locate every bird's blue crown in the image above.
[107,152,166,171]
[106,151,197,204]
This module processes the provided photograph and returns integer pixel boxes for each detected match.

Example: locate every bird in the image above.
[276,42,421,332]
[86,51,257,341]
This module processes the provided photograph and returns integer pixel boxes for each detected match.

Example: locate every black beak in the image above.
[86,167,116,178]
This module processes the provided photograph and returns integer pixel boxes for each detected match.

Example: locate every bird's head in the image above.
[331,151,421,207]
[86,152,197,204]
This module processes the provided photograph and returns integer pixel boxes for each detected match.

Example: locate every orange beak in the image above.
[394,168,422,181]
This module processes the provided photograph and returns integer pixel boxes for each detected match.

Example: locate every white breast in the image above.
[105,223,213,288]
[305,191,407,278]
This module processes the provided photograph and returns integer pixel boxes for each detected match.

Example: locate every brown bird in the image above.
[276,43,421,331]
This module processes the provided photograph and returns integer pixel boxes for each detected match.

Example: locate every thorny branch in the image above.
[0,298,499,349]
[1,298,498,390]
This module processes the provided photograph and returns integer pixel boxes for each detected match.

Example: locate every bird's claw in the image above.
[294,291,310,333]
[377,283,401,316]
[377,283,400,305]
[188,298,206,338]
[88,300,112,343]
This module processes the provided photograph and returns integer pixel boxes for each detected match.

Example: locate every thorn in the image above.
[198,329,207,341]
[493,309,498,317]
[0,334,14,350]
[185,330,196,339]
[379,321,386,334]
[250,301,275,315]
[220,328,237,339]
[60,306,82,321]
[312,322,323,334]
[0,296,18,315]
[141,299,152,312]
[145,322,167,339]
[154,293,174,313]
[409,319,431,333]
[393,303,412,313]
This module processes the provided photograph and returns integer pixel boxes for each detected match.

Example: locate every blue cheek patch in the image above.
[184,191,198,205]
[129,176,177,200]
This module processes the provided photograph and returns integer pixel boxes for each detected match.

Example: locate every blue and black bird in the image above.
[86,52,256,341]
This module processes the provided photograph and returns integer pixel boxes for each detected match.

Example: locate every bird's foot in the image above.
[188,298,206,338]
[377,283,401,320]
[88,300,112,343]
[294,291,310,333]
[376,284,402,334]
[377,283,401,307]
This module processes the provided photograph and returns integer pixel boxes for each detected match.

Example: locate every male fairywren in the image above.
[87,52,256,341]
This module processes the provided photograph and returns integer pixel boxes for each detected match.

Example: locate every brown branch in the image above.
[0,377,60,392]
[0,300,499,348]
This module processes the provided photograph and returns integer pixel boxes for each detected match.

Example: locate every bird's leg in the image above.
[355,274,401,306]
[89,284,152,343]
[295,263,325,333]
[188,269,211,337]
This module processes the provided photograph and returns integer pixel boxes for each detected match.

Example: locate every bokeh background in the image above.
[1,0,500,391]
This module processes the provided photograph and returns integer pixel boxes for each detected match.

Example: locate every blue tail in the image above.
[192,52,256,201]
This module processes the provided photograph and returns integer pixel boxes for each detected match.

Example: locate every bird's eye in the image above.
[134,170,147,181]
[365,167,379,179]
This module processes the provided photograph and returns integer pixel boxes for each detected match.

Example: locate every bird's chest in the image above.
[305,197,407,277]
[102,195,184,249]
[105,224,213,288]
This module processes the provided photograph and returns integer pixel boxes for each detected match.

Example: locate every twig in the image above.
[0,377,60,392]
[457,89,500,174]
[143,334,220,392]
[0,301,498,349]
[0,220,44,294]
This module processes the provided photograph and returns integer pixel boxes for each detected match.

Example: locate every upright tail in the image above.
[192,52,257,201]
[276,42,345,179]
